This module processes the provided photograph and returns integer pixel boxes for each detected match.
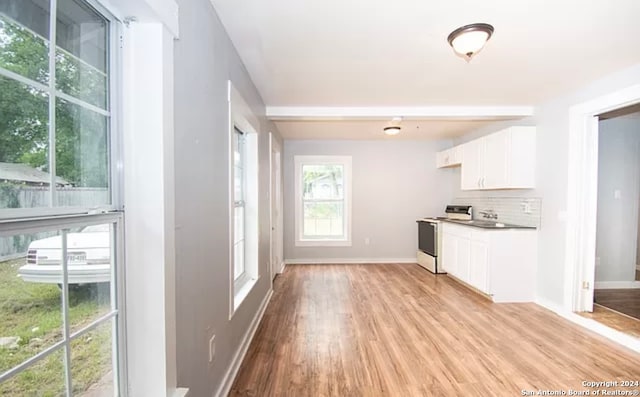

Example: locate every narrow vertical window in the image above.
[233,127,246,283]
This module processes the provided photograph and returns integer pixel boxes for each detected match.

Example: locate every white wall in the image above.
[451,63,640,306]
[595,113,640,282]
[283,140,454,262]
[173,0,283,395]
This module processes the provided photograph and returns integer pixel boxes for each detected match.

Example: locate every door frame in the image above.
[565,83,640,312]
[269,133,284,283]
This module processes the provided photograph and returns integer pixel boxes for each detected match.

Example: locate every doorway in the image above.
[593,108,640,323]
[270,133,284,281]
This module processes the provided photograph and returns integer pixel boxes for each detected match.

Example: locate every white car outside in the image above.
[18,224,111,284]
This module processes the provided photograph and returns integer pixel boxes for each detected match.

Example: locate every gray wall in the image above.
[595,113,640,282]
[173,0,282,395]
[450,63,640,306]
[283,140,454,261]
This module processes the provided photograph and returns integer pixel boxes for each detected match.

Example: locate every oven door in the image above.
[418,221,437,257]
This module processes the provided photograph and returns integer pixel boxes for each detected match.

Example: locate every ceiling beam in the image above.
[266,106,535,121]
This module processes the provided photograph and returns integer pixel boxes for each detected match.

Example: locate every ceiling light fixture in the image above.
[447,23,494,62]
[383,117,402,136]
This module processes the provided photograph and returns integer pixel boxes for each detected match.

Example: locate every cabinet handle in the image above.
[477,178,481,188]
[482,177,485,188]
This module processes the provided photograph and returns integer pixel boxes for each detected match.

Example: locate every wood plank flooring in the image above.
[230,264,640,396]
[595,289,640,319]
[579,304,640,338]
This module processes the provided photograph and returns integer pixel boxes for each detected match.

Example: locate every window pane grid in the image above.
[0,215,121,396]
[299,160,348,241]
[0,0,116,216]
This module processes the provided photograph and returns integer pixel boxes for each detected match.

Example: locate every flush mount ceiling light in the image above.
[447,23,494,62]
[383,117,402,136]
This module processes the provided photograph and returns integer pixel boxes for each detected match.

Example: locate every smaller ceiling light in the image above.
[383,117,402,136]
[447,23,494,62]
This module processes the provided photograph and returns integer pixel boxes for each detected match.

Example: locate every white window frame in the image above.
[0,0,127,395]
[228,81,260,317]
[294,155,352,247]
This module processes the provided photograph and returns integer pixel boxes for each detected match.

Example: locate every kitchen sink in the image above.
[448,219,508,228]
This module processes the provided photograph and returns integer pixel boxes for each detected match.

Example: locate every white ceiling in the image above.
[210,0,640,139]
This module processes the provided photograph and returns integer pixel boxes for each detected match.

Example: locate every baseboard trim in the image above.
[278,261,286,274]
[594,281,640,289]
[535,298,640,353]
[171,387,189,397]
[284,258,417,265]
[214,289,273,397]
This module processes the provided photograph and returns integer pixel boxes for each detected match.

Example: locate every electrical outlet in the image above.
[209,335,216,363]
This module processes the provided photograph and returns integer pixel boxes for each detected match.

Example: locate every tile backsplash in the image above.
[452,197,542,228]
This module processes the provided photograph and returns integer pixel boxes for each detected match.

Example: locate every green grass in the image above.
[0,258,113,396]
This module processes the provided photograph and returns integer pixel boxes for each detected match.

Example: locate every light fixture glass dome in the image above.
[448,23,494,61]
[383,126,401,136]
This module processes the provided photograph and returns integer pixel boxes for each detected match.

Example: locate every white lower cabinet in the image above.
[469,239,489,292]
[441,223,537,302]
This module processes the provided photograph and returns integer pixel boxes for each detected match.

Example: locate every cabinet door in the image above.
[483,129,509,189]
[461,141,483,190]
[441,233,457,276]
[457,237,471,283]
[469,240,489,293]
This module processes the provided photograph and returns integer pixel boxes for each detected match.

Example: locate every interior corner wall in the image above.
[173,0,283,395]
[595,114,640,282]
[283,139,454,262]
[449,62,640,307]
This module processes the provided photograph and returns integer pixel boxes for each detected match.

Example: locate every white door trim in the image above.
[269,133,283,282]
[564,83,640,312]
[269,132,275,285]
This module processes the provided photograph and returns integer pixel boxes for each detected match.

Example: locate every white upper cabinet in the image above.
[435,145,462,168]
[460,126,536,190]
[461,139,484,189]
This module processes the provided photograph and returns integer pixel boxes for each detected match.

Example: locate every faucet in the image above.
[478,209,498,220]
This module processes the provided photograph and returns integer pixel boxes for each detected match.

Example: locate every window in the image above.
[0,0,124,395]
[294,156,352,246]
[228,81,259,315]
[233,127,246,285]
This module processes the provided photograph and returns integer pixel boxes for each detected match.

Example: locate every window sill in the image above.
[232,276,259,315]
[295,240,352,247]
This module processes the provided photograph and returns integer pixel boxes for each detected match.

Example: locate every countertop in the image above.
[417,218,536,230]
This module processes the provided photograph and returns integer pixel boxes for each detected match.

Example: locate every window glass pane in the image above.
[0,1,50,85]
[234,206,244,245]
[0,75,50,210]
[55,99,110,208]
[0,231,64,376]
[303,201,344,237]
[302,164,343,200]
[55,0,109,109]
[71,320,114,396]
[234,240,244,280]
[234,166,242,201]
[0,348,66,396]
[63,223,112,334]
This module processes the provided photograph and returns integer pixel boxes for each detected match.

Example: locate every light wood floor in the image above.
[579,304,640,338]
[595,289,640,319]
[230,264,640,396]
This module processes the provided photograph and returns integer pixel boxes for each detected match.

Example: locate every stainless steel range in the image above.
[416,205,472,274]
